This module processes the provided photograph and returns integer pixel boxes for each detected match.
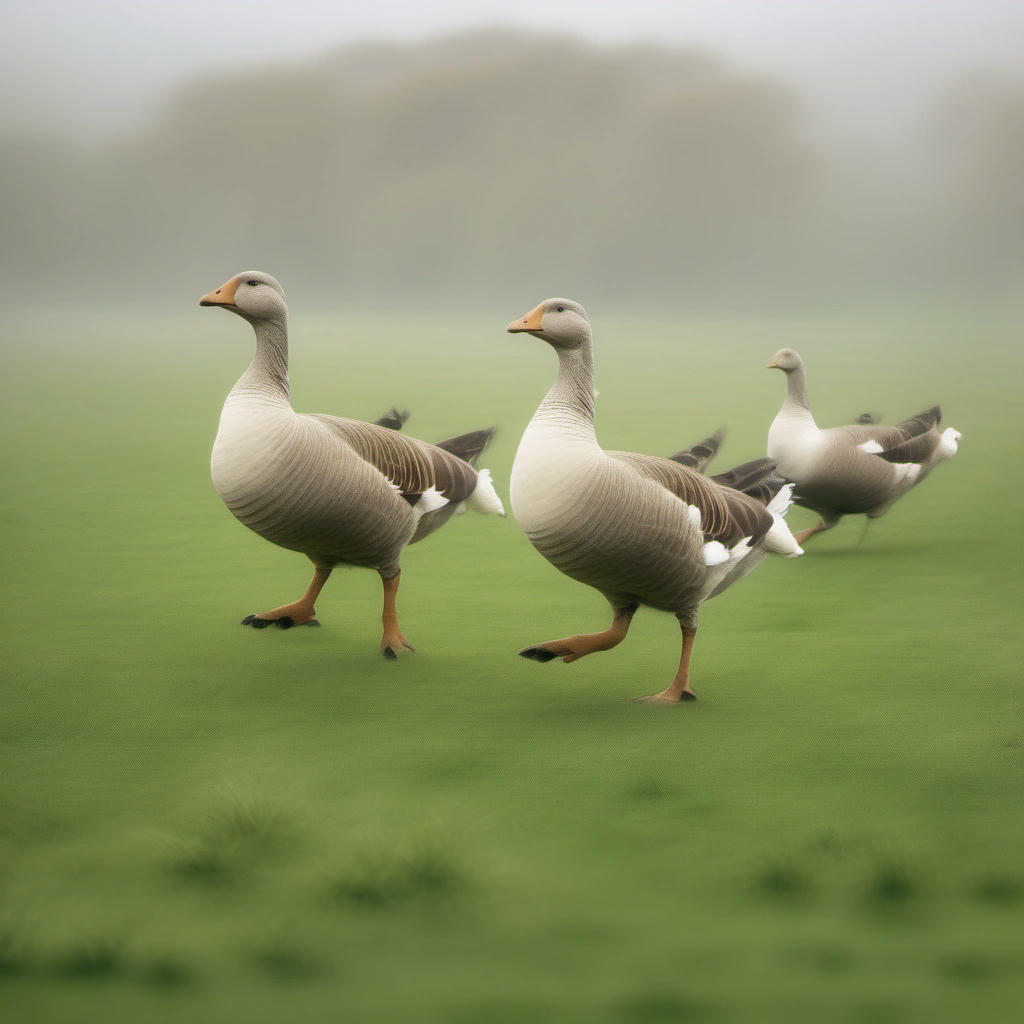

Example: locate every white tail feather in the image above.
[767,482,795,516]
[730,537,754,562]
[938,427,961,459]
[702,541,730,566]
[764,513,803,557]
[467,468,506,516]
[413,486,448,519]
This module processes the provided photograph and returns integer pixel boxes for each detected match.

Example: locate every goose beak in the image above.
[200,276,240,308]
[507,303,545,334]
[766,360,780,369]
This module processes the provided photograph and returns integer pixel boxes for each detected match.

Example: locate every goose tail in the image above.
[467,468,506,517]
[763,484,803,557]
[936,427,961,460]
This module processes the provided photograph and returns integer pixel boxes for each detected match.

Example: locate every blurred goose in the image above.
[508,298,802,704]
[200,272,504,658]
[766,348,960,544]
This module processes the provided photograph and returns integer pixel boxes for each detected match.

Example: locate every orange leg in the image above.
[243,564,332,629]
[793,514,839,546]
[635,622,698,705]
[380,571,415,660]
[520,604,637,664]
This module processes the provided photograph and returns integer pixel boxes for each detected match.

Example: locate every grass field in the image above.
[2,306,1022,1022]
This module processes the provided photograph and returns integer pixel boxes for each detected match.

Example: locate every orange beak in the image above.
[200,276,241,308]
[507,303,545,334]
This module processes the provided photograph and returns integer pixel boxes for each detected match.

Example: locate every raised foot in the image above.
[381,633,415,660]
[517,638,594,664]
[241,614,320,630]
[519,645,561,663]
[633,690,697,705]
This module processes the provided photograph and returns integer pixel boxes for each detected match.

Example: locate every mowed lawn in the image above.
[1,307,1022,1022]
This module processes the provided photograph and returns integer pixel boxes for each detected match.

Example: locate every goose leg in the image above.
[793,513,839,546]
[519,603,637,664]
[380,571,415,660]
[635,621,698,705]
[243,564,331,629]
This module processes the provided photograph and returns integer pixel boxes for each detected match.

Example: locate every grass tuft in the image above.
[330,841,467,909]
[864,862,919,907]
[624,776,670,800]
[935,952,1003,984]
[136,956,196,988]
[165,793,296,885]
[0,931,32,977]
[247,941,325,980]
[751,859,812,900]
[972,874,1020,904]
[51,940,123,980]
[615,992,720,1021]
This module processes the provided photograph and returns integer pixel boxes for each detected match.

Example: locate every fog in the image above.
[1,2,1022,313]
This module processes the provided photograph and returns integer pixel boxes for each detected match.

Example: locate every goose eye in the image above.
[556,305,565,313]
[246,280,260,287]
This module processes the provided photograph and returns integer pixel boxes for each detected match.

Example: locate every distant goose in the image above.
[200,272,504,658]
[766,348,960,544]
[508,298,802,704]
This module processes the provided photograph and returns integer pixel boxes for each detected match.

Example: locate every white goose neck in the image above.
[232,317,291,405]
[536,339,597,438]
[782,362,814,420]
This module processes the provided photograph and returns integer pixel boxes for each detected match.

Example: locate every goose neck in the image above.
[536,340,597,435]
[782,362,813,417]
[233,317,291,404]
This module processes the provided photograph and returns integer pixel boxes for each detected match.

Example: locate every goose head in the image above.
[507,298,590,350]
[200,272,287,322]
[766,348,802,373]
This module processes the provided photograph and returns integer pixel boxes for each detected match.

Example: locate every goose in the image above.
[766,348,961,544]
[199,272,505,657]
[508,298,803,704]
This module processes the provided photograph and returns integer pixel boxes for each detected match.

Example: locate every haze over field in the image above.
[3,6,1024,1021]
[2,2,1023,313]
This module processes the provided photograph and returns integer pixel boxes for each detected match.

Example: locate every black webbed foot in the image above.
[519,646,559,663]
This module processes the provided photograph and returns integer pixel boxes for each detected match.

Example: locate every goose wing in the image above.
[893,405,941,440]
[872,430,940,464]
[711,457,790,507]
[311,415,478,504]
[667,428,725,473]
[860,407,942,464]
[608,451,772,546]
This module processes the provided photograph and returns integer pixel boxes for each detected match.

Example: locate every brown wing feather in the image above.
[712,458,790,509]
[310,415,478,502]
[710,457,776,493]
[609,451,772,546]
[874,430,940,464]
[668,428,725,473]
[893,405,941,441]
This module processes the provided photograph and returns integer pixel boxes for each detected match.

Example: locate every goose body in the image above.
[201,271,504,656]
[508,298,802,703]
[766,348,960,541]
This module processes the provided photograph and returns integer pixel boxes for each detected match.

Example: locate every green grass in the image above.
[1,307,1022,1022]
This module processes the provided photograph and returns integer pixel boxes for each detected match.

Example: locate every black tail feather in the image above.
[434,427,496,467]
[374,407,410,431]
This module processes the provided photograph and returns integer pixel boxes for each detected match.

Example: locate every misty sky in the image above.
[4,0,1023,145]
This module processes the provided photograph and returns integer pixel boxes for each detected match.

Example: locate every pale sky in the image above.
[3,0,1023,143]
